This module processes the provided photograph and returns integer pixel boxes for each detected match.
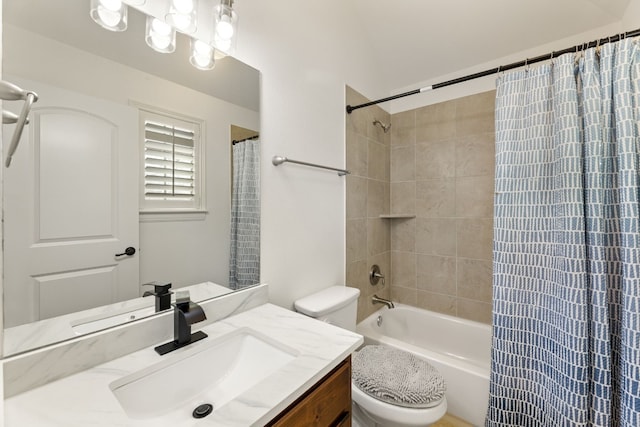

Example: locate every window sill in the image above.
[139,210,208,222]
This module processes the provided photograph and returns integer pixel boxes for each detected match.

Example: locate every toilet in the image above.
[294,286,447,427]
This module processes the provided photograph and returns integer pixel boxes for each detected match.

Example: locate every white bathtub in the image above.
[356,304,491,426]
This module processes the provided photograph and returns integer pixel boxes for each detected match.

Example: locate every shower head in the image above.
[373,119,391,133]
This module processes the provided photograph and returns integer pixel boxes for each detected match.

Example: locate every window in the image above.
[139,109,204,213]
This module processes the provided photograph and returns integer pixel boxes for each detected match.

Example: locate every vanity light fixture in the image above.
[145,16,176,53]
[90,0,128,32]
[212,0,237,54]
[190,39,216,70]
[90,0,236,70]
[166,0,198,34]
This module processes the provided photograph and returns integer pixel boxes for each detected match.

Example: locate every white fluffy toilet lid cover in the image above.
[352,345,446,408]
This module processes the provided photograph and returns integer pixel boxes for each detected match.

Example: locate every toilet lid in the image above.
[352,345,446,409]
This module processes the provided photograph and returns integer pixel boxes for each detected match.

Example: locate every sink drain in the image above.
[192,403,214,419]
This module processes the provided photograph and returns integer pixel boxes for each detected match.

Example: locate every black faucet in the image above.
[154,292,208,356]
[142,281,172,312]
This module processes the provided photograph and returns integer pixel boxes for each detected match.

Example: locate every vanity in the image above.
[3,286,362,426]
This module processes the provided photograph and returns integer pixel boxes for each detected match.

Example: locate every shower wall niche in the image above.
[346,85,496,324]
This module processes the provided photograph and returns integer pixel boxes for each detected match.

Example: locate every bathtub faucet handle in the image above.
[370,264,385,286]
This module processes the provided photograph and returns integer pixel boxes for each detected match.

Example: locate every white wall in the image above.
[388,23,627,113]
[623,0,640,28]
[231,1,386,308]
[4,26,259,290]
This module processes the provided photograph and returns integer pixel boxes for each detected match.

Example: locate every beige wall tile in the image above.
[368,140,387,181]
[346,176,367,220]
[416,100,456,142]
[457,299,492,324]
[457,258,492,302]
[358,291,381,322]
[455,90,495,137]
[367,219,390,257]
[391,182,416,215]
[391,145,416,182]
[416,218,456,256]
[349,87,497,327]
[346,130,369,177]
[391,251,416,288]
[457,218,493,260]
[391,110,416,146]
[346,85,369,106]
[346,219,367,263]
[391,218,416,252]
[345,96,369,136]
[417,291,457,316]
[417,255,456,296]
[391,286,418,306]
[455,176,494,218]
[383,181,390,216]
[416,178,456,218]
[416,140,456,180]
[455,132,495,177]
[347,259,369,291]
[367,179,385,218]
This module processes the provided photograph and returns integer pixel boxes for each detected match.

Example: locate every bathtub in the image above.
[356,304,491,426]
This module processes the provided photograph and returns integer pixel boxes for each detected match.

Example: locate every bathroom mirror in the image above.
[2,0,261,356]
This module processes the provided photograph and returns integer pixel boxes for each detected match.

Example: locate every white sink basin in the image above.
[70,305,156,335]
[109,327,299,420]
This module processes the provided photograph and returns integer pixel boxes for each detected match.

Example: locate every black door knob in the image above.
[115,247,136,257]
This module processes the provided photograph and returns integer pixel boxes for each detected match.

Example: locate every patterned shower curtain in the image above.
[229,139,260,290]
[488,39,640,426]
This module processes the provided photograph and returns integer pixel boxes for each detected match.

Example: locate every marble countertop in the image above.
[4,303,363,426]
[4,281,233,356]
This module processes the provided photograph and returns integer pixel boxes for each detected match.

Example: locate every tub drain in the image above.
[192,403,213,419]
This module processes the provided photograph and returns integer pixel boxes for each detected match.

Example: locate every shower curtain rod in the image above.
[346,27,640,114]
[232,134,259,145]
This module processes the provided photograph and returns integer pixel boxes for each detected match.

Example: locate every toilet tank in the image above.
[294,286,360,331]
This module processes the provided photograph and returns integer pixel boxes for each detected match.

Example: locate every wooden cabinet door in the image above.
[268,357,351,427]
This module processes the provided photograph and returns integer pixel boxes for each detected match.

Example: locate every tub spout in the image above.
[372,294,395,309]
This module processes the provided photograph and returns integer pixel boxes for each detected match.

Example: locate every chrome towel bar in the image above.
[272,155,350,176]
[0,80,39,167]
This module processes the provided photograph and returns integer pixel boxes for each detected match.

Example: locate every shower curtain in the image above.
[488,39,640,426]
[229,139,260,290]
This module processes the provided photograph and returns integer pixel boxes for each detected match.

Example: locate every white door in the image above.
[3,77,139,327]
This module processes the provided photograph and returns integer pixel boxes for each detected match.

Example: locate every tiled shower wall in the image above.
[346,86,496,324]
[389,90,496,324]
[345,87,392,322]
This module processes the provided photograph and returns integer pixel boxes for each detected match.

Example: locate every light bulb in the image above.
[172,14,192,30]
[216,15,234,40]
[172,0,194,14]
[90,0,127,31]
[146,16,175,53]
[97,7,122,27]
[151,18,172,36]
[166,0,197,33]
[190,39,215,70]
[99,0,122,11]
[151,34,172,50]
[194,54,212,68]
[193,40,212,55]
